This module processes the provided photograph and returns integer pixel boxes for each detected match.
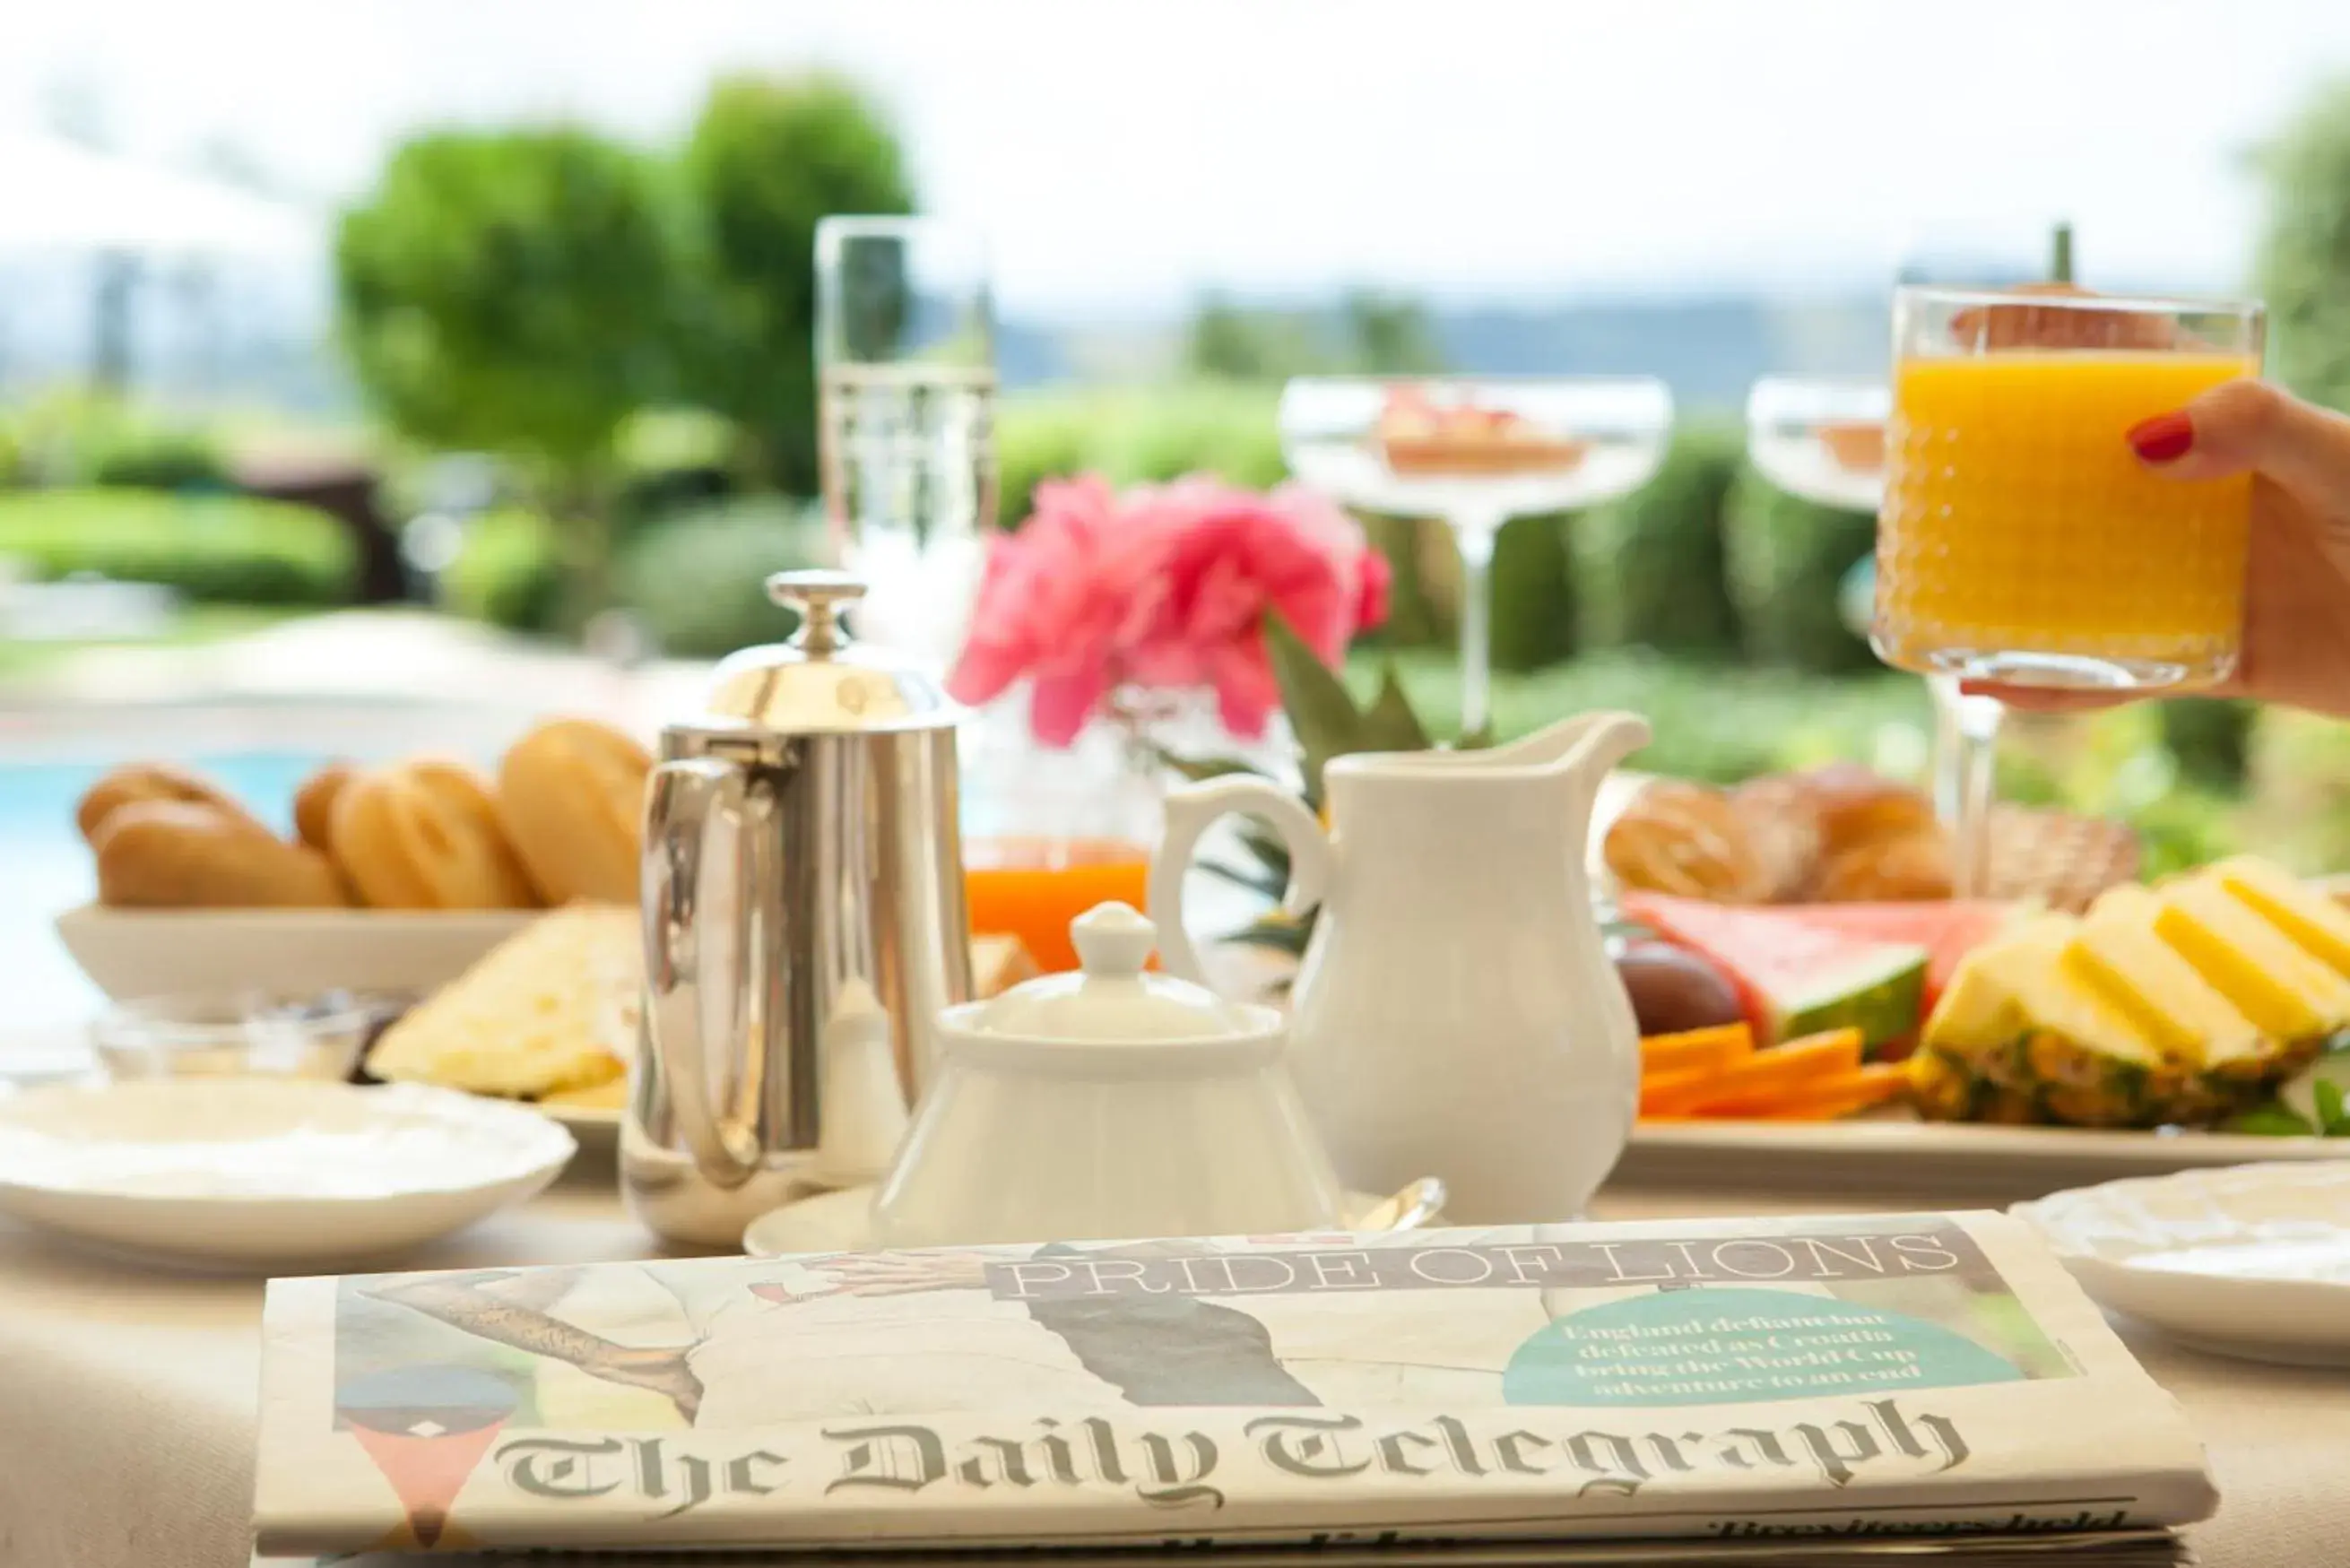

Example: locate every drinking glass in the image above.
[1280,377,1671,739]
[1876,287,2263,689]
[1871,286,2263,895]
[815,216,996,665]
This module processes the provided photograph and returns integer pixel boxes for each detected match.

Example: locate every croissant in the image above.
[1603,780,1768,903]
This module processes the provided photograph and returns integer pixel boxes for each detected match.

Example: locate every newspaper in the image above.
[252,1211,2216,1558]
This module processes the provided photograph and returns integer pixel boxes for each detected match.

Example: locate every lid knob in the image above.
[767,570,868,657]
[1070,902,1157,978]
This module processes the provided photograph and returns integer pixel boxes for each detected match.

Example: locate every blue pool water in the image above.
[4,751,330,1025]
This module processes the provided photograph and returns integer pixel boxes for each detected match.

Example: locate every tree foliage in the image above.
[334,128,673,470]
[672,72,915,491]
[2258,80,2350,411]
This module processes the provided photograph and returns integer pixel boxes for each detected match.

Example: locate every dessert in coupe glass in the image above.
[1282,377,1670,739]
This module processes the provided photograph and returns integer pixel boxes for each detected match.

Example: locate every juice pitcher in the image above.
[1146,711,1649,1223]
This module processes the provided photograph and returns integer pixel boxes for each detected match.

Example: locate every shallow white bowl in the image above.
[0,1077,574,1270]
[2016,1161,2350,1366]
[56,904,534,1003]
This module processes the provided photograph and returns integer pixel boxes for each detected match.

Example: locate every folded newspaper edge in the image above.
[255,1529,2195,1567]
[252,1210,2216,1556]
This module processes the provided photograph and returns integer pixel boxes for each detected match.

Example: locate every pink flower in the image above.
[947,470,1392,747]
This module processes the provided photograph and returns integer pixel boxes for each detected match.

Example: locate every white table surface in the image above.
[0,1113,2344,1568]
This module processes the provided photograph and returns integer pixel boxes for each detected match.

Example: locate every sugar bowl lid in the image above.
[678,570,965,739]
[963,903,1269,1043]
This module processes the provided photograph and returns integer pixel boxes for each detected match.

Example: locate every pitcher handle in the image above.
[643,756,761,1187]
[1148,776,1331,992]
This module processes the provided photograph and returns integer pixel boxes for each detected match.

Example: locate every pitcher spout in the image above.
[1552,710,1651,796]
[1474,708,1651,788]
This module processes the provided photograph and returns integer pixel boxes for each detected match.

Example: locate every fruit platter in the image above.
[1599,765,2350,1199]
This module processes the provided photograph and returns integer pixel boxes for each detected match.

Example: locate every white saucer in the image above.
[0,1077,574,1271]
[743,1179,1446,1260]
[2016,1161,2350,1366]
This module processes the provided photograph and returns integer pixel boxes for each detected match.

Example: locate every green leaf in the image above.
[1357,663,1434,752]
[1453,723,1496,750]
[2316,1077,2350,1137]
[1265,611,1367,799]
[1196,856,1288,898]
[2223,1104,2319,1137]
[1224,917,1314,958]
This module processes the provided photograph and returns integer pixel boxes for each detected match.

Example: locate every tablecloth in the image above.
[1,1150,2345,1568]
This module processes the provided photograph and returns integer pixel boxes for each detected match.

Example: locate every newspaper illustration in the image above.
[253,1211,2217,1557]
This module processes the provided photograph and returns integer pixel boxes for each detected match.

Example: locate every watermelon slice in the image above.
[1619,892,1929,1056]
[1773,900,2019,1018]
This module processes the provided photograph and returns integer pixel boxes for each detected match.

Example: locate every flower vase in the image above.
[960,688,1189,974]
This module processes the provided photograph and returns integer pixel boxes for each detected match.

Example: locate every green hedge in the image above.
[0,488,355,604]
[1722,467,1877,672]
[614,497,828,657]
[443,506,565,633]
[1572,422,1742,658]
[995,383,1283,527]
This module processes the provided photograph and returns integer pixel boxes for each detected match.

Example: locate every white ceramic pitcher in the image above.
[1147,710,1650,1224]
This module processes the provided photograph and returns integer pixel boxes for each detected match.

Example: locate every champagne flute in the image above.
[814,216,996,669]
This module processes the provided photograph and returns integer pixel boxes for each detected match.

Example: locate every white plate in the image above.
[0,1077,573,1270]
[742,1180,1446,1259]
[2016,1162,2350,1365]
[1619,1112,2348,1203]
[56,904,533,1002]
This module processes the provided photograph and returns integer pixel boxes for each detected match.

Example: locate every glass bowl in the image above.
[90,991,401,1083]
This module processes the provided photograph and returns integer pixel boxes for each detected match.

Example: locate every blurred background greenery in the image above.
[10,70,2350,873]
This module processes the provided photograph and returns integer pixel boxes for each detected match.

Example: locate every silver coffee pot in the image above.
[624,570,974,1246]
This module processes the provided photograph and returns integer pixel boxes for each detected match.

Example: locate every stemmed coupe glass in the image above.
[1279,377,1670,741]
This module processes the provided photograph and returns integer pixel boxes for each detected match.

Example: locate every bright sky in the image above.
[5,0,2349,314]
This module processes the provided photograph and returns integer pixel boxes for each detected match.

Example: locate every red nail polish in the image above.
[2128,411,2194,463]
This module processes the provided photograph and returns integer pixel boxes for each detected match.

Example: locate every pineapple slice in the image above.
[2154,874,2350,1042]
[2211,856,2350,979]
[2072,886,2268,1083]
[1922,915,2177,1127]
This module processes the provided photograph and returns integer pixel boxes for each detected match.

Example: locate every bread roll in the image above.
[331,759,541,909]
[496,719,653,905]
[76,763,273,846]
[292,761,356,853]
[1725,774,1827,903]
[1801,763,1938,859]
[1815,829,1956,903]
[92,800,350,908]
[1602,780,1768,903]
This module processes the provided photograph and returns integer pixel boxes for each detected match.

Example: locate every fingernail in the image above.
[2127,411,2195,464]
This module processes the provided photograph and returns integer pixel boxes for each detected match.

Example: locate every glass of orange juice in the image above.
[1874,285,2264,691]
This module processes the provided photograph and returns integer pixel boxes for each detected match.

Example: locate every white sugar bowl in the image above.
[870,902,1348,1246]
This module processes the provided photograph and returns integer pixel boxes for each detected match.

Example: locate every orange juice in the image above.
[1875,351,2257,686]
[966,837,1151,973]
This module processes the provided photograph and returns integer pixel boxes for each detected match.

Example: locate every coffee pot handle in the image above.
[1147,776,1330,992]
[643,757,761,1186]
